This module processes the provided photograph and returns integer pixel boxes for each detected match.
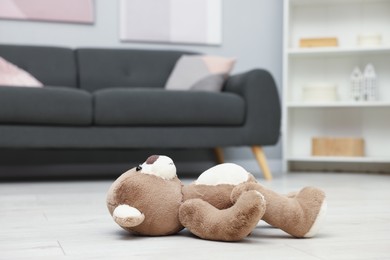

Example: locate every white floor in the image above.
[1,172,389,260]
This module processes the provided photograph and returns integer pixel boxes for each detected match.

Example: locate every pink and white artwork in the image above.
[120,0,222,45]
[0,0,94,24]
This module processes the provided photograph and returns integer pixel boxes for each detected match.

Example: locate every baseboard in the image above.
[0,158,283,180]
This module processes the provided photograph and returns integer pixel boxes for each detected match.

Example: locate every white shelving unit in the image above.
[283,0,390,172]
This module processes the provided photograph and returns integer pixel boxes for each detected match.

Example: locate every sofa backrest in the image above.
[0,44,77,88]
[76,48,195,92]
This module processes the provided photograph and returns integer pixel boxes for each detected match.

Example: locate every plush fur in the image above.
[231,182,327,238]
[182,174,257,210]
[107,155,327,241]
[180,171,263,241]
[107,167,184,236]
[179,190,265,241]
[182,184,237,210]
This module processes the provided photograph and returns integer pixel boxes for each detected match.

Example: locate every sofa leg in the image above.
[214,147,224,164]
[251,146,272,181]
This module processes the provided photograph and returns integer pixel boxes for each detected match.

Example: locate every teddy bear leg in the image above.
[262,186,327,238]
[232,183,327,238]
[179,190,266,241]
[112,204,145,228]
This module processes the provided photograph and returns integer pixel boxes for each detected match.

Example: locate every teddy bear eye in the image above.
[136,165,142,171]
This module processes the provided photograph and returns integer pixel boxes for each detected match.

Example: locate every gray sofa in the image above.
[0,44,281,179]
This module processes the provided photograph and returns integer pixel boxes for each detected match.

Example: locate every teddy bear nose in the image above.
[136,165,142,171]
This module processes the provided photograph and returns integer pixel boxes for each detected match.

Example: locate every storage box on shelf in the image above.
[283,0,390,172]
[311,137,364,157]
[299,37,338,48]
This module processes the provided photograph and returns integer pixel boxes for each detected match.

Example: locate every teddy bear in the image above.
[106,155,327,241]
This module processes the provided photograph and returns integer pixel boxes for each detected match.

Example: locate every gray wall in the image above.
[0,0,283,174]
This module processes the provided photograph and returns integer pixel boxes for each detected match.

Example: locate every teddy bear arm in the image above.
[179,190,266,241]
[182,184,235,210]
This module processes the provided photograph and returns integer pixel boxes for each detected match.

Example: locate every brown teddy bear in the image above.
[106,155,327,241]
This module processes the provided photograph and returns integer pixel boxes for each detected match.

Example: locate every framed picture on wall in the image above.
[120,0,222,45]
[0,0,94,24]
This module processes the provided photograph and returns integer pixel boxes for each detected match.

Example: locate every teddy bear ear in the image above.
[146,155,159,164]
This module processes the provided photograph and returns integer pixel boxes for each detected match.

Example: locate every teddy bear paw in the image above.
[113,205,145,228]
[294,187,327,238]
[302,196,327,237]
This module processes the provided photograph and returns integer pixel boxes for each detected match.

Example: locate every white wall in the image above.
[0,0,283,174]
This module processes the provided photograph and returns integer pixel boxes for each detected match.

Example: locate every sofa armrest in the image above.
[223,69,281,145]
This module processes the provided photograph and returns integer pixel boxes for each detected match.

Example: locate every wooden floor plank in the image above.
[0,173,389,259]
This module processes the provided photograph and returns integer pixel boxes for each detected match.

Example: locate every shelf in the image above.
[287,156,390,163]
[290,0,389,6]
[283,0,390,172]
[288,46,390,57]
[287,101,390,108]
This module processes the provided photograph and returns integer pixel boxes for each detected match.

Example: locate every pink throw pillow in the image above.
[0,56,43,87]
[165,55,235,92]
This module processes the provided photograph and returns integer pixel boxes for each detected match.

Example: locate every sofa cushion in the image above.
[94,88,245,126]
[76,48,196,92]
[0,86,92,125]
[0,44,77,88]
